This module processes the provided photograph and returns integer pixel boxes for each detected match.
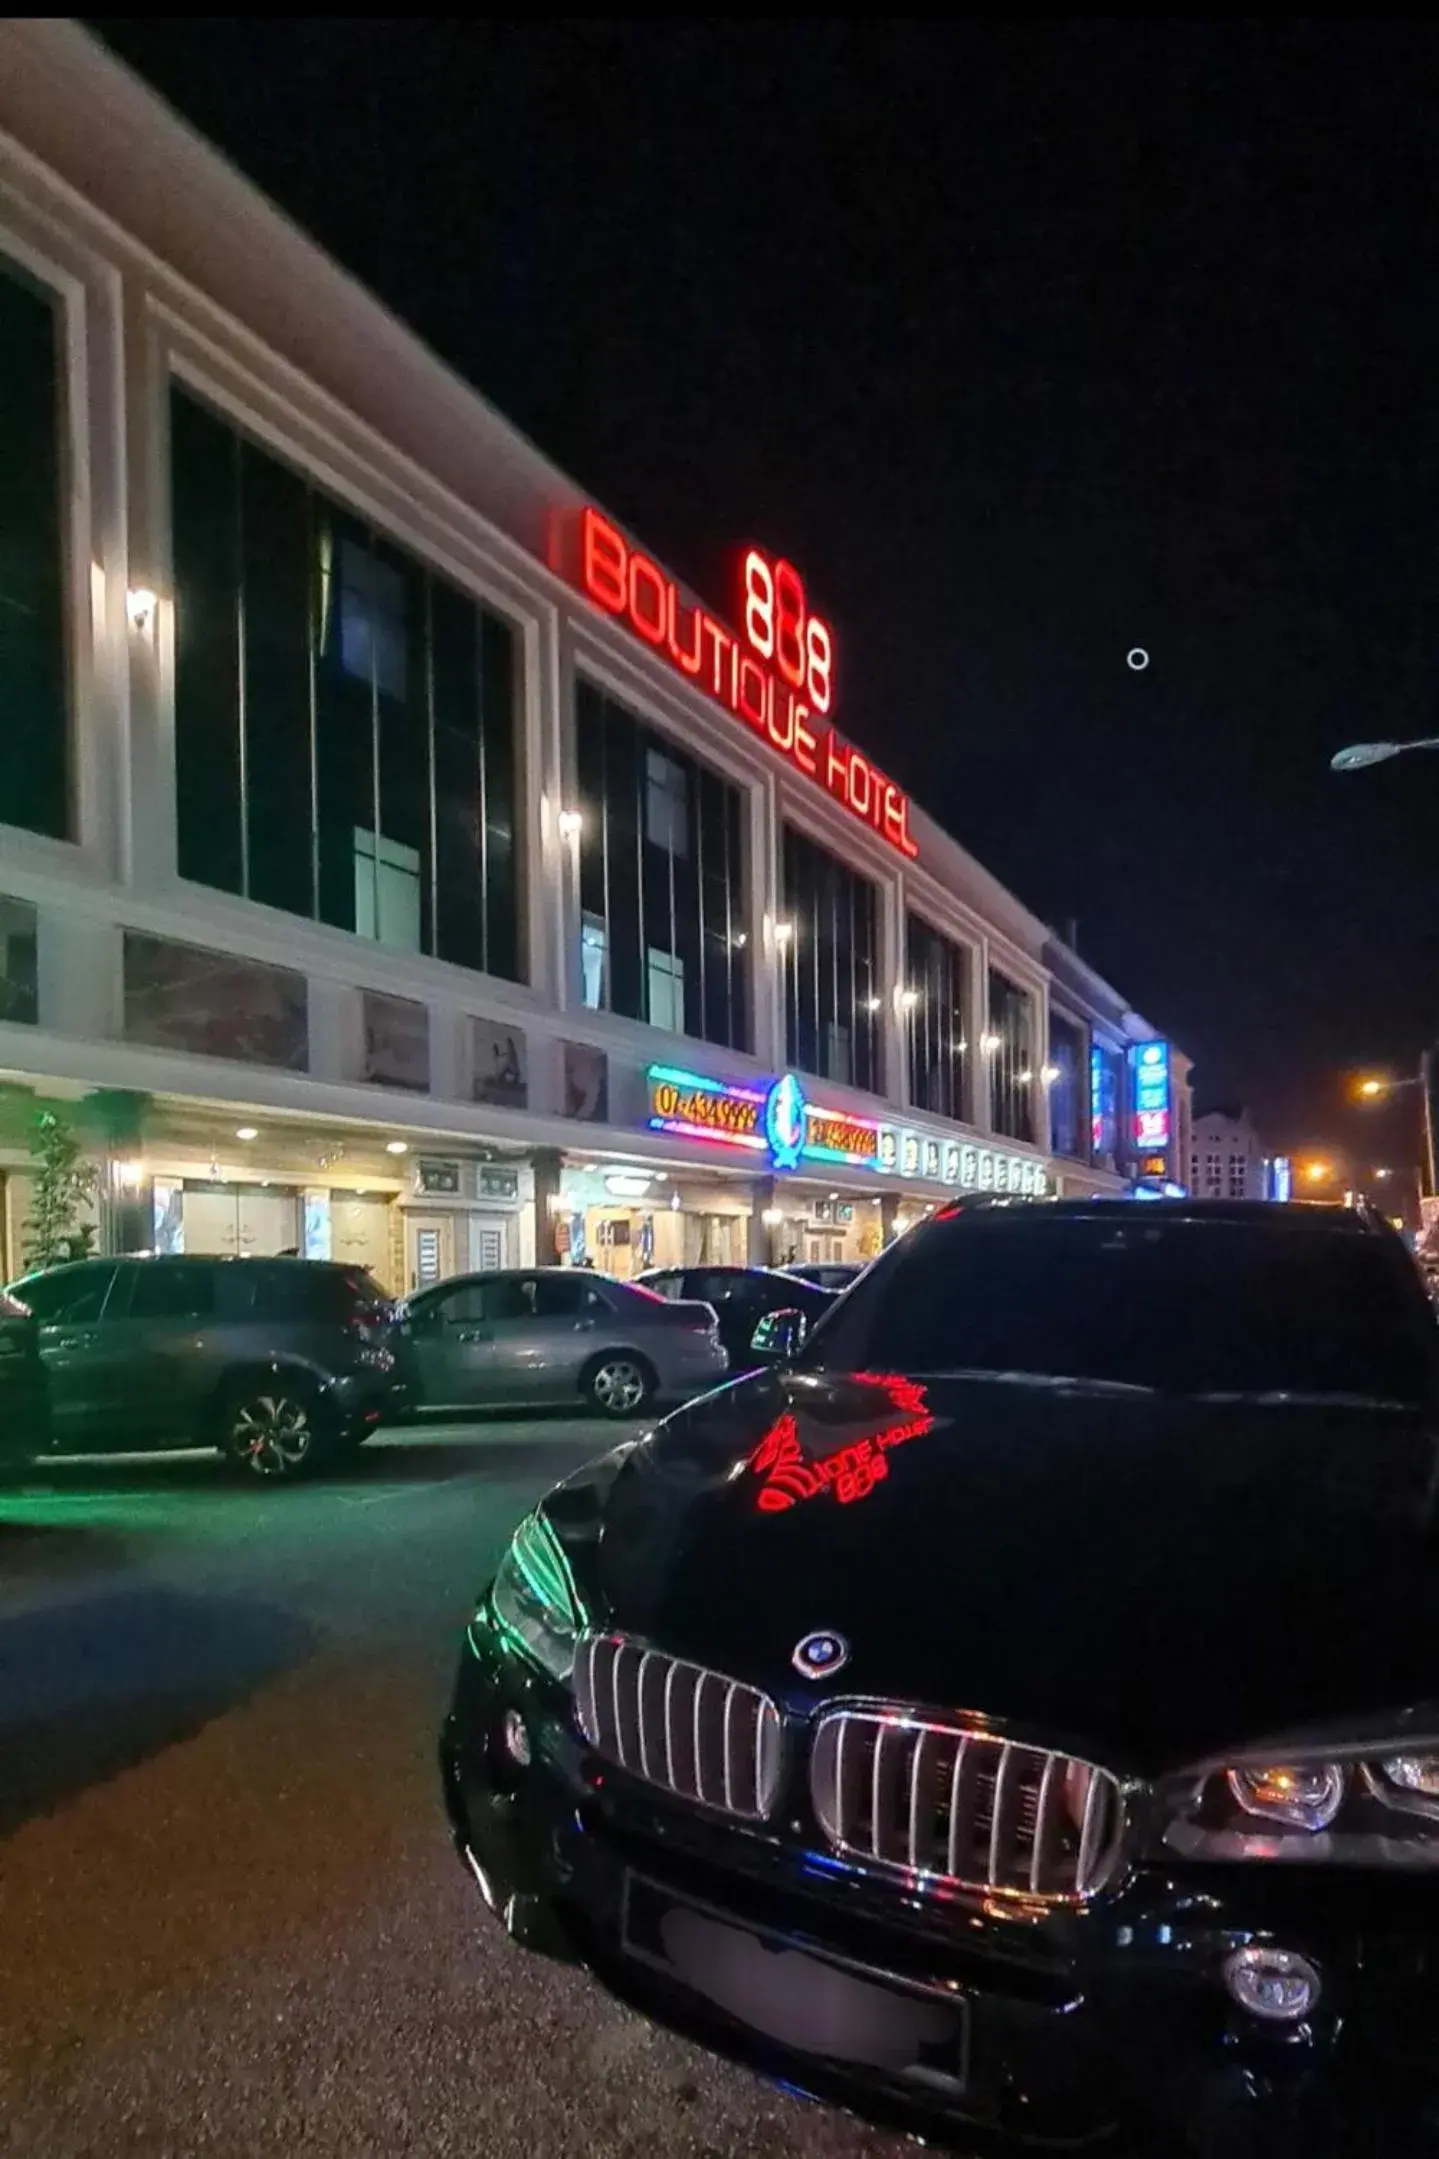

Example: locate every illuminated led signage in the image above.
[749,1375,936,1511]
[1128,1040,1172,1152]
[646,1062,1046,1193]
[579,508,918,860]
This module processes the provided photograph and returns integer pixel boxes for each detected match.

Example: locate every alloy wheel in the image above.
[231,1393,313,1477]
[591,1359,647,1416]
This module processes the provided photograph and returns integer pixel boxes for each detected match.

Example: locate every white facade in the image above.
[1189,1109,1267,1202]
[0,23,1183,1290]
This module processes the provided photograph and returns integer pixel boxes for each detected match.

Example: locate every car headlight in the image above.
[484,1511,584,1684]
[1158,1734,1439,1865]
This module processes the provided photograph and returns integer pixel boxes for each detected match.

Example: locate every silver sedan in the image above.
[397,1267,728,1417]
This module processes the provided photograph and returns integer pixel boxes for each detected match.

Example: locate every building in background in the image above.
[1190,1106,1269,1200]
[0,23,1186,1288]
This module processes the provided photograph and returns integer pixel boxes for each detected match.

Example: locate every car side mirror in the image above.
[751,1307,808,1361]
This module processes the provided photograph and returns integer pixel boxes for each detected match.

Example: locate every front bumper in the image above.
[440,1619,1439,2155]
[329,1369,410,1429]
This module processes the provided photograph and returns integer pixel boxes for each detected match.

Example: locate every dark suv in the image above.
[444,1200,1439,2155]
[5,1254,404,1480]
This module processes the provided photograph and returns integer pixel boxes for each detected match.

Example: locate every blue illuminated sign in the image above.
[1128,1040,1172,1153]
[763,1072,807,1172]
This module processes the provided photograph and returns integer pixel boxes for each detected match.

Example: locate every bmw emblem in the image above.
[793,1630,849,1680]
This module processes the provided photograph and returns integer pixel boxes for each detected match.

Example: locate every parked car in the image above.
[3,1254,405,1479]
[636,1265,836,1370]
[780,1259,863,1293]
[396,1267,727,1418]
[442,1200,1439,2156]
[0,1286,49,1476]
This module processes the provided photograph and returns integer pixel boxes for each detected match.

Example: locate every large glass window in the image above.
[170,385,521,981]
[575,680,749,1050]
[905,913,971,1120]
[0,254,68,841]
[987,967,1036,1143]
[782,825,881,1092]
[1047,1010,1087,1159]
[1090,1042,1121,1171]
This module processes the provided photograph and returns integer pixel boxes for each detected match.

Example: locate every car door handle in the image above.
[573,1319,596,1333]
[455,1327,493,1344]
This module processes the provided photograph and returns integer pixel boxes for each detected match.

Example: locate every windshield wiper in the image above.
[908,1368,1157,1398]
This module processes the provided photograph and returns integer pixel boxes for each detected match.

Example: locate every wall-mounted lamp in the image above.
[761,1206,784,1228]
[771,920,794,946]
[112,1158,144,1191]
[557,809,584,841]
[1041,1063,1062,1086]
[896,987,920,1011]
[385,1139,409,1156]
[235,1126,259,1142]
[126,586,158,634]
[980,1032,1002,1054]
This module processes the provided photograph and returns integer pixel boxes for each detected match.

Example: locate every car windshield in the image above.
[804,1212,1437,1408]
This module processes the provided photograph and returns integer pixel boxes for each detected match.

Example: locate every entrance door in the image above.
[333,1194,392,1283]
[470,1213,509,1272]
[406,1211,457,1293]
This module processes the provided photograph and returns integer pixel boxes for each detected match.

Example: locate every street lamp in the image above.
[1331,738,1439,772]
[1302,1160,1333,1184]
[1354,1066,1437,1197]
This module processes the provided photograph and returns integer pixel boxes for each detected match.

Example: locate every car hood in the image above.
[544,1368,1439,1778]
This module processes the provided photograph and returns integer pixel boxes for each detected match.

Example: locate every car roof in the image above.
[935,1197,1384,1235]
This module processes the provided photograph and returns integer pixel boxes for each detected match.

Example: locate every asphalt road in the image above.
[0,1420,903,2159]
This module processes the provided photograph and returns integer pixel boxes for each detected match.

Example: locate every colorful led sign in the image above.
[579,508,918,860]
[1128,1040,1172,1152]
[645,1062,1046,1193]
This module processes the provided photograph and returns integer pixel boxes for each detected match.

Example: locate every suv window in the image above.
[810,1213,1437,1407]
[11,1264,116,1325]
[252,1264,387,1324]
[640,1272,683,1300]
[122,1261,218,1322]
[691,1270,745,1304]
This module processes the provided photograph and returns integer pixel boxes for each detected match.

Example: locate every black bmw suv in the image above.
[442,1200,1439,2155]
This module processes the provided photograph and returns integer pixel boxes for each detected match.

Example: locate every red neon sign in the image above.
[749,1375,936,1512]
[579,508,917,859]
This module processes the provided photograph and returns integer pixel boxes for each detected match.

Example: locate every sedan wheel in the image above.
[587,1356,651,1418]
[224,1391,318,1479]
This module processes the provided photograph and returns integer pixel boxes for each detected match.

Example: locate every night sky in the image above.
[94,19,1439,1155]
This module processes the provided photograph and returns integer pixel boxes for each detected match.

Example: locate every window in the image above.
[576,681,749,1050]
[1090,1044,1121,1170]
[339,539,406,702]
[580,912,607,1010]
[987,969,1036,1144]
[645,748,688,856]
[1228,1155,1248,1199]
[170,385,521,982]
[533,1275,603,1319]
[782,824,881,1092]
[0,253,68,842]
[13,1264,116,1325]
[0,894,39,1026]
[1205,1150,1222,1196]
[642,1272,684,1299]
[123,1262,216,1322]
[1047,1012,1086,1160]
[905,915,971,1121]
[354,828,422,951]
[811,1213,1437,1406]
[647,948,685,1033]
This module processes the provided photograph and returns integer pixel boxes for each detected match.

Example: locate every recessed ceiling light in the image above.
[385,1140,408,1155]
[235,1126,259,1141]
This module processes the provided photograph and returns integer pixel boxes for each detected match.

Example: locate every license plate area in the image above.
[621,1870,968,2092]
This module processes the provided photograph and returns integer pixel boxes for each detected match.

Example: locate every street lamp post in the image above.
[1356,1062,1438,1200]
